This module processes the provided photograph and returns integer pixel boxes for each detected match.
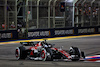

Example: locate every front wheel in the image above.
[69,47,80,61]
[40,48,47,61]
[81,51,85,59]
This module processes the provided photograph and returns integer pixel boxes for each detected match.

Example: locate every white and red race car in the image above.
[15,40,85,61]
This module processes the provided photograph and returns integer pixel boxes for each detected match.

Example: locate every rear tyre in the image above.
[15,46,27,60]
[46,48,53,61]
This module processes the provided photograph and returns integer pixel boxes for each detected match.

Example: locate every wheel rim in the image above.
[41,50,45,59]
[41,49,47,61]
[15,47,20,60]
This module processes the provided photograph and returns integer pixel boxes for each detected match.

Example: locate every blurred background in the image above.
[0,0,100,39]
[0,0,100,30]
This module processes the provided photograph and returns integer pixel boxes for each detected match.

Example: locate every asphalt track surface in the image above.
[0,34,100,67]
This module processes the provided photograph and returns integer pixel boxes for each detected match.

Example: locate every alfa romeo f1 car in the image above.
[15,40,85,61]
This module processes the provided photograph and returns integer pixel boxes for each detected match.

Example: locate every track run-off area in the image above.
[0,34,100,67]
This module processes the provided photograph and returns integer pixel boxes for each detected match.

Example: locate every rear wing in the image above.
[20,41,39,46]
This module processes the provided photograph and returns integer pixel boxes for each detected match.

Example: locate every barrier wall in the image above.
[28,26,100,39]
[0,26,100,41]
[0,30,18,41]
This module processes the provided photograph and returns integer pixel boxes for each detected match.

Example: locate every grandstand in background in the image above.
[0,0,100,30]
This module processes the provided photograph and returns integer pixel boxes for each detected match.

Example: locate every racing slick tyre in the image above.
[81,51,85,59]
[45,48,53,61]
[15,46,27,60]
[69,47,80,61]
[40,48,47,61]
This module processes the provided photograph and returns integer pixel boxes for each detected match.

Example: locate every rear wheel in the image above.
[15,46,27,60]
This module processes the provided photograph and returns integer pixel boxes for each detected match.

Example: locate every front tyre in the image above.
[69,47,80,61]
[40,48,47,61]
[81,51,85,59]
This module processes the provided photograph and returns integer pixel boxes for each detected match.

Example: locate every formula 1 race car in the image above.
[15,40,85,61]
